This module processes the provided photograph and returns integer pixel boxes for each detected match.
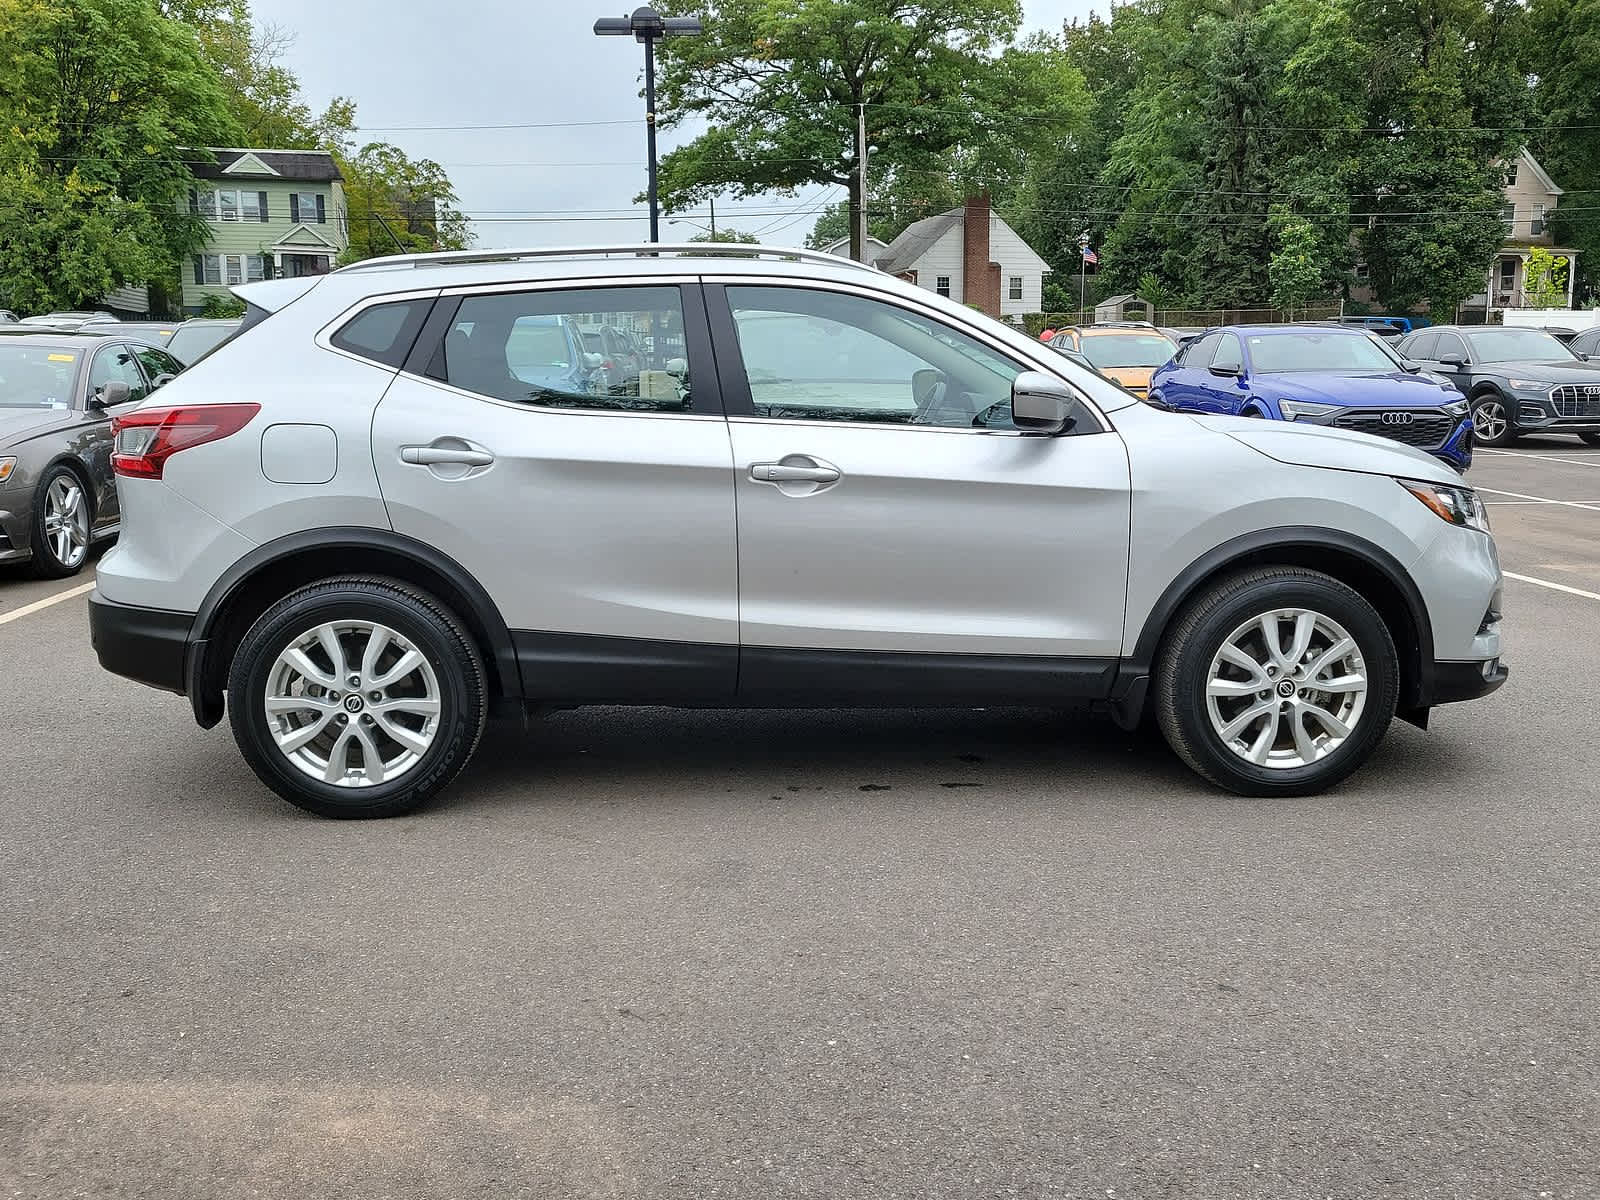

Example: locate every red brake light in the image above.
[111,403,261,479]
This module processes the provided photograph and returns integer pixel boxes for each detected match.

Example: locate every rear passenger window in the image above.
[331,298,432,368]
[425,286,691,413]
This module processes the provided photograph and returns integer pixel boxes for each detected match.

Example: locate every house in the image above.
[181,149,349,313]
[1474,147,1579,314]
[873,195,1050,318]
[816,233,890,262]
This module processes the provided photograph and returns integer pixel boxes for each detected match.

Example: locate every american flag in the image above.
[1081,247,1099,264]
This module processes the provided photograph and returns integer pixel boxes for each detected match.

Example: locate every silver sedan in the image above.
[0,330,183,577]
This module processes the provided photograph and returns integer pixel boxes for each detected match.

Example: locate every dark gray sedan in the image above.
[0,330,184,577]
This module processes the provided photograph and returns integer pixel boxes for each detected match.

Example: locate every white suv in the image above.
[88,246,1507,817]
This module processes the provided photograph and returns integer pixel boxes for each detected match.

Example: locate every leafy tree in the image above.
[804,169,962,248]
[651,0,1086,263]
[1268,206,1320,316]
[1521,246,1568,308]
[1136,271,1172,314]
[1526,0,1600,303]
[689,228,759,243]
[0,0,238,312]
[338,143,471,263]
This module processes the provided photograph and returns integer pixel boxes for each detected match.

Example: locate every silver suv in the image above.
[88,246,1507,818]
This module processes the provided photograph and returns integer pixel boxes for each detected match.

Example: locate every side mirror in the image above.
[151,373,176,388]
[664,357,688,377]
[1208,361,1242,378]
[1011,371,1075,435]
[91,379,131,408]
[1438,354,1467,369]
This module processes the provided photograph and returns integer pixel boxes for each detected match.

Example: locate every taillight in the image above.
[111,403,261,479]
[602,360,614,369]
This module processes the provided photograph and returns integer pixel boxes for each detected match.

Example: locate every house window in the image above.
[224,255,244,285]
[1501,203,1516,233]
[247,254,266,282]
[195,190,216,219]
[241,191,261,221]
[195,254,221,285]
[935,275,951,298]
[292,192,324,224]
[1498,258,1516,293]
[1507,161,1518,186]
[1353,262,1370,282]
[218,189,239,221]
[1008,275,1023,301]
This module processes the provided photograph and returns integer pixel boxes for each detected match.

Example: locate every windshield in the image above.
[1464,327,1575,363]
[0,345,79,407]
[1079,333,1176,369]
[1245,331,1398,373]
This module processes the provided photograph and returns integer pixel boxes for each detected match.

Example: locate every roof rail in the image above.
[332,243,882,275]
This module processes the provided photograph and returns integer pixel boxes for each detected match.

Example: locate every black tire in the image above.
[1154,567,1399,797]
[28,463,92,579]
[1578,432,1600,447]
[227,576,487,819]
[1471,393,1517,447]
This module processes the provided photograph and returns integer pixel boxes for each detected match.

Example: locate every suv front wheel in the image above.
[1155,567,1399,796]
[227,577,487,818]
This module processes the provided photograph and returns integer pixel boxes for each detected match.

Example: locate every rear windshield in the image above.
[0,345,79,407]
[1245,332,1397,372]
[166,319,244,365]
[1078,333,1176,369]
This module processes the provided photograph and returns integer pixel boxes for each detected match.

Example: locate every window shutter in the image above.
[290,193,300,224]
[193,256,204,285]
[259,191,269,222]
[315,194,326,224]
[188,190,198,215]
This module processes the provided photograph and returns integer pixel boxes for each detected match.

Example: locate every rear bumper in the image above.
[88,590,193,695]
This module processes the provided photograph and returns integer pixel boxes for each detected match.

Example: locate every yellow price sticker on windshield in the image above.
[47,353,76,362]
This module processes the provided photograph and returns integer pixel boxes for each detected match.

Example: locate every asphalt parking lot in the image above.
[2,443,1598,1199]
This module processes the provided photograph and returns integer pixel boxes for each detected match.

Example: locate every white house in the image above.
[873,195,1051,318]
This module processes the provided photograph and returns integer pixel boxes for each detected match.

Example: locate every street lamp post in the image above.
[594,6,703,243]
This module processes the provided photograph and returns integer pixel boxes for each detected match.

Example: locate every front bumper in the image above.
[1288,406,1474,471]
[1509,388,1600,433]
[1425,657,1510,705]
[88,589,193,695]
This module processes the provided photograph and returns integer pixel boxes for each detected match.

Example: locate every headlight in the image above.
[0,456,14,483]
[1279,399,1340,421]
[1400,478,1490,533]
[1506,378,1553,392]
[1443,398,1470,418]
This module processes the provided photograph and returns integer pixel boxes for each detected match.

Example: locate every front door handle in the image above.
[750,461,840,484]
[401,445,495,467]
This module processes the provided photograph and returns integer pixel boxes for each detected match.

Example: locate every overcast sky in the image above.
[254,0,1102,249]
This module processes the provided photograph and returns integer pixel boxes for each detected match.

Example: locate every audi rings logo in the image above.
[1380,412,1415,426]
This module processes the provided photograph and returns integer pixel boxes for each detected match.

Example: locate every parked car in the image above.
[164,318,244,365]
[81,319,183,345]
[0,329,184,576]
[1396,324,1600,447]
[1567,326,1600,359]
[88,245,1506,818]
[576,323,643,394]
[1045,324,1178,399]
[1149,325,1473,471]
[0,310,18,324]
[19,311,113,331]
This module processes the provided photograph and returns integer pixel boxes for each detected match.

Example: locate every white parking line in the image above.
[0,580,96,627]
[1504,571,1600,603]
[1475,486,1600,512]
[1480,448,1600,469]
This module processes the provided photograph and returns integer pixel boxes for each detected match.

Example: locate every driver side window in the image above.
[88,345,148,405]
[723,286,1024,430]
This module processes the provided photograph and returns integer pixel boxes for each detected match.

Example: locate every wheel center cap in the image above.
[1276,680,1296,698]
[343,694,365,714]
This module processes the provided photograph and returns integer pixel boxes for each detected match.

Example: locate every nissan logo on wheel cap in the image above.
[1381,412,1415,426]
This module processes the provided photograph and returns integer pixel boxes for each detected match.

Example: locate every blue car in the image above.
[1148,324,1473,472]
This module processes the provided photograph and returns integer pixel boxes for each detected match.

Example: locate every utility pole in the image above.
[855,101,869,262]
[709,196,715,240]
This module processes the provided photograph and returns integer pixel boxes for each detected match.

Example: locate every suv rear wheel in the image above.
[1155,567,1398,796]
[227,577,487,818]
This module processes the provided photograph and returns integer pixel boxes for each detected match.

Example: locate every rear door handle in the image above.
[750,462,840,484]
[401,445,494,467]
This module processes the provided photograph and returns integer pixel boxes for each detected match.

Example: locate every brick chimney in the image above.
[962,192,1002,317]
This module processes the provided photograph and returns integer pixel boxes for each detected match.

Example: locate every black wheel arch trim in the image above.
[187,527,522,722]
[1119,525,1435,708]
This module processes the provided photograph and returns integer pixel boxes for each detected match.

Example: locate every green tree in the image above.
[1268,206,1321,316]
[651,0,1085,263]
[1526,0,1600,304]
[338,142,471,264]
[0,0,239,312]
[1521,246,1568,308]
[689,228,759,243]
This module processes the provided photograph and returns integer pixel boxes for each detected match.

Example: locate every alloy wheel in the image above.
[1204,608,1369,769]
[42,475,89,569]
[1474,399,1508,443]
[263,620,442,788]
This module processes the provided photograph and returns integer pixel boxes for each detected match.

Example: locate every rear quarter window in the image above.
[330,299,434,368]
